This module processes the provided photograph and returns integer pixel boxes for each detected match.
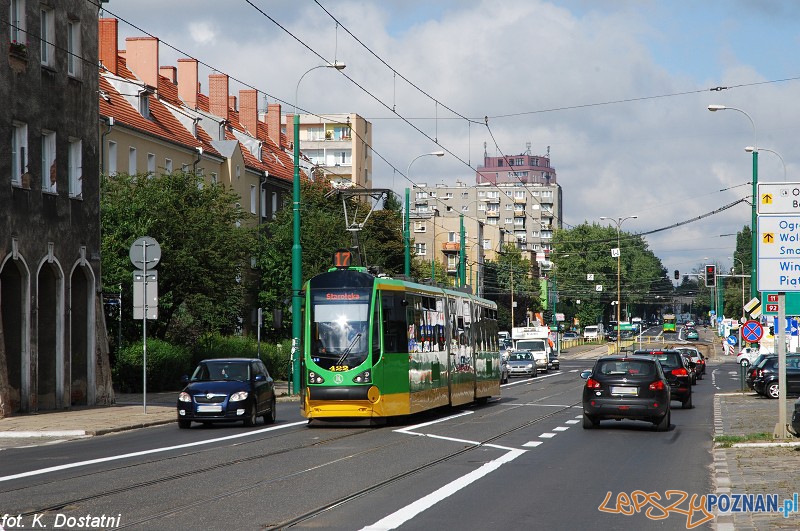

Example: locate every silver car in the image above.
[506,350,538,378]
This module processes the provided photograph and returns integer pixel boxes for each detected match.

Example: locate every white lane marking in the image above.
[569,369,579,372]
[393,410,473,435]
[565,420,580,425]
[522,441,543,448]
[501,371,563,388]
[574,415,583,418]
[361,449,526,531]
[539,433,556,438]
[553,426,569,432]
[496,403,574,408]
[424,434,480,445]
[0,420,308,483]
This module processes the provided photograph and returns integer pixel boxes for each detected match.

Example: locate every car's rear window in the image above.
[636,351,682,369]
[596,359,656,377]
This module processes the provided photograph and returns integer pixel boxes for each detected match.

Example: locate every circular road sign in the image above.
[726,335,738,347]
[129,236,161,270]
[742,320,763,343]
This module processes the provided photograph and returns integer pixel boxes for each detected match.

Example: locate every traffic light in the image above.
[674,270,679,280]
[705,264,716,287]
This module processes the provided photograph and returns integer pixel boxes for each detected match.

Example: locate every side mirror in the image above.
[254,374,266,382]
[181,374,189,384]
[580,369,592,380]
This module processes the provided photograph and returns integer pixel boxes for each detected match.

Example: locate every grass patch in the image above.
[714,433,773,447]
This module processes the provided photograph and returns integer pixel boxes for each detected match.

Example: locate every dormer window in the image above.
[139,90,150,118]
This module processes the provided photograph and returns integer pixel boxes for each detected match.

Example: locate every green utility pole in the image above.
[751,150,758,300]
[459,214,466,286]
[291,113,302,395]
[404,188,410,276]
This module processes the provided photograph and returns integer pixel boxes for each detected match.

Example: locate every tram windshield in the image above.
[310,288,371,370]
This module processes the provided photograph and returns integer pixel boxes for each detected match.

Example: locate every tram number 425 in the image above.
[330,365,350,372]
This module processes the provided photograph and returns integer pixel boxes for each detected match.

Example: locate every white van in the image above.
[583,325,601,340]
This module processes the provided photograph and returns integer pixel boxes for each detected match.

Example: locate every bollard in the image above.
[739,362,747,391]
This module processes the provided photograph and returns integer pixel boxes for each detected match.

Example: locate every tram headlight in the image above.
[308,371,325,384]
[352,370,372,384]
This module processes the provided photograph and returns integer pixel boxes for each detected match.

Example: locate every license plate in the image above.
[610,386,638,396]
[197,405,222,413]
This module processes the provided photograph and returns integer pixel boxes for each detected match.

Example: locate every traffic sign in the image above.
[757,183,800,215]
[129,236,161,270]
[726,335,738,347]
[762,292,800,315]
[742,320,764,343]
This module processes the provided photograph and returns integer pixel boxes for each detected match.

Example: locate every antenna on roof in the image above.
[525,142,531,155]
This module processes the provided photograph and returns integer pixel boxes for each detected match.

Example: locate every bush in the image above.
[114,339,192,392]
[191,334,292,380]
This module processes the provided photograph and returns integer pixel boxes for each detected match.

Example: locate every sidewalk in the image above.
[0,382,298,447]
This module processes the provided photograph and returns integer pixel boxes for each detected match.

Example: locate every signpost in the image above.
[756,182,800,438]
[129,236,160,414]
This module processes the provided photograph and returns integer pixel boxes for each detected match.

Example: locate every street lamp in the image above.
[600,215,638,354]
[745,146,786,181]
[708,104,758,300]
[403,151,445,276]
[291,61,345,395]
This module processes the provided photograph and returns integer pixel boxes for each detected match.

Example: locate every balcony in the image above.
[486,211,500,217]
[441,242,460,252]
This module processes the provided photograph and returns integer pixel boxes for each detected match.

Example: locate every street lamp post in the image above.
[746,146,786,181]
[404,151,445,278]
[708,105,758,300]
[600,215,638,354]
[291,61,345,395]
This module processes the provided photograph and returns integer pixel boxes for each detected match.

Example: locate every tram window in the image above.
[381,292,408,353]
[372,301,381,363]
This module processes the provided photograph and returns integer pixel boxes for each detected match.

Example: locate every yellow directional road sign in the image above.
[762,193,773,204]
[762,232,774,243]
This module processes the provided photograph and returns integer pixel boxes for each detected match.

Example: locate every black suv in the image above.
[581,355,671,431]
[634,350,693,409]
[752,355,800,399]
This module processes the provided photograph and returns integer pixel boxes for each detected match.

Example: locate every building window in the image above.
[477,190,486,198]
[68,138,82,197]
[414,242,426,256]
[487,218,497,225]
[165,158,172,173]
[305,126,324,141]
[504,218,513,224]
[271,191,278,220]
[128,147,137,174]
[11,121,27,186]
[107,140,117,175]
[41,131,56,191]
[260,186,267,219]
[447,255,458,270]
[250,184,257,214]
[483,239,491,250]
[147,153,155,176]
[211,172,218,185]
[461,205,469,212]
[305,149,324,165]
[487,190,499,199]
[478,203,486,212]
[9,0,26,47]
[415,191,428,200]
[67,20,81,78]
[447,232,457,243]
[40,7,54,66]
[413,222,426,233]
[331,150,351,165]
[236,165,240,179]
[461,192,469,199]
[333,126,350,140]
[505,204,513,211]
[139,92,150,118]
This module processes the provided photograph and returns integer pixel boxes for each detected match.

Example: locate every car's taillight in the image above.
[649,380,666,390]
[672,368,688,377]
[586,377,601,389]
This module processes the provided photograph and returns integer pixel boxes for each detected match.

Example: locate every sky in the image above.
[101,0,800,283]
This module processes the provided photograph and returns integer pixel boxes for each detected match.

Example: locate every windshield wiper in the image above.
[336,333,362,365]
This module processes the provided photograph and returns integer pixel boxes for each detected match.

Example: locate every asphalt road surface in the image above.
[0,357,721,530]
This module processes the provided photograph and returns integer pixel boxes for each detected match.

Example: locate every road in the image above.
[0,346,727,530]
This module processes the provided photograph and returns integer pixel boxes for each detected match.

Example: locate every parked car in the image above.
[752,355,800,399]
[562,331,579,341]
[506,350,538,378]
[177,358,276,429]
[580,355,671,431]
[634,350,693,408]
[745,354,774,390]
[737,347,762,367]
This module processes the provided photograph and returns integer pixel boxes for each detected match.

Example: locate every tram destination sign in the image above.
[758,182,800,215]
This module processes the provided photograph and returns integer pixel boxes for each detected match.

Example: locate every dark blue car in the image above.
[177,358,276,429]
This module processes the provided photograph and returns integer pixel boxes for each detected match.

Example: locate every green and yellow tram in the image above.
[663,314,676,333]
[301,262,500,422]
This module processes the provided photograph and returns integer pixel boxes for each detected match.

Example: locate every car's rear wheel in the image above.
[582,413,599,429]
[682,392,693,409]
[263,397,277,424]
[178,419,191,429]
[740,359,750,367]
[767,382,780,399]
[655,410,670,432]
[244,402,258,426]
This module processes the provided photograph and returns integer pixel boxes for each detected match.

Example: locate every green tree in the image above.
[101,172,255,346]
[484,245,540,329]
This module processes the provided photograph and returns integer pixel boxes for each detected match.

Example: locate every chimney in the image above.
[267,103,282,148]
[285,113,295,148]
[125,37,159,88]
[98,18,118,75]
[208,74,230,121]
[177,58,198,109]
[228,95,237,112]
[239,90,258,135]
[159,66,177,84]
